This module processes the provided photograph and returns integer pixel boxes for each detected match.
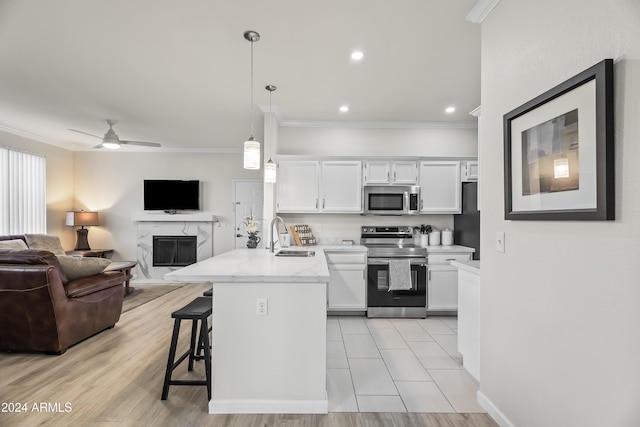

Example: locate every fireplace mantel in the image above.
[133,213,217,280]
[132,213,218,223]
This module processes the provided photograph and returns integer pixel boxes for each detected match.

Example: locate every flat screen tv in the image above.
[144,180,200,212]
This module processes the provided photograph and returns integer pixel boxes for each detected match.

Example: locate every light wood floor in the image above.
[0,283,497,427]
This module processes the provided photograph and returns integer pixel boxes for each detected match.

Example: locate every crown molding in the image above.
[0,123,53,145]
[72,146,243,154]
[280,120,478,129]
[466,0,501,24]
[469,106,482,117]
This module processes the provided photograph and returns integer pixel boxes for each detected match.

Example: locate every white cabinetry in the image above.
[428,266,459,310]
[326,251,367,311]
[277,160,320,212]
[427,250,472,312]
[364,160,418,185]
[419,161,461,213]
[321,161,362,212]
[461,160,479,182]
[277,160,362,213]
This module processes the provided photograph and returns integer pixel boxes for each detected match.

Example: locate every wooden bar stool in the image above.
[161,297,212,400]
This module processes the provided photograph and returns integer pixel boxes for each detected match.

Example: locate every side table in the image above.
[105,261,138,297]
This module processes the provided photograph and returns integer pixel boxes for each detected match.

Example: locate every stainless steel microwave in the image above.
[363,185,420,215]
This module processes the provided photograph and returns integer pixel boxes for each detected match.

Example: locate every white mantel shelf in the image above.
[132,212,218,222]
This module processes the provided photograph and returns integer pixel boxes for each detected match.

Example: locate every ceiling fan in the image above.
[69,119,162,149]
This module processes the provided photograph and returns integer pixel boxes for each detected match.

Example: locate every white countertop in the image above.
[164,248,330,283]
[451,260,481,274]
[314,244,368,252]
[425,245,475,253]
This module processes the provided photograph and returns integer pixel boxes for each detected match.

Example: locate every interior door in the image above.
[233,180,264,249]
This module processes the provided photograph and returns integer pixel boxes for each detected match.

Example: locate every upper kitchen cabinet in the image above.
[363,160,418,185]
[321,160,362,212]
[419,161,461,213]
[277,160,362,213]
[277,160,320,212]
[461,160,479,182]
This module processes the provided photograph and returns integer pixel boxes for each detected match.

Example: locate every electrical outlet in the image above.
[256,298,268,316]
[496,231,505,253]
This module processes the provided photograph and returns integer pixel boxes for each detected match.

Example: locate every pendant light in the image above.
[264,84,277,183]
[243,30,261,170]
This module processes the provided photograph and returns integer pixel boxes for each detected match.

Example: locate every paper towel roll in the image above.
[442,229,453,246]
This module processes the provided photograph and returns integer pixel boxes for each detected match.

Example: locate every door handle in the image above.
[236,234,243,238]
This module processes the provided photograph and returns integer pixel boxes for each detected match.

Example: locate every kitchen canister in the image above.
[429,230,441,246]
[442,229,453,246]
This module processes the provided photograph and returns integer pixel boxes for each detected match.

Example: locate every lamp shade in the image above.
[66,211,99,227]
[243,139,261,170]
[264,159,277,183]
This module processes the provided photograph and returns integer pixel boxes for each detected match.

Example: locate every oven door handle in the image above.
[367,259,427,266]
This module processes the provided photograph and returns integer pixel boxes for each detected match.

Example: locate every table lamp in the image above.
[66,210,99,250]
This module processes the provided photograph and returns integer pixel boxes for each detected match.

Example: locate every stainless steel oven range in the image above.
[361,226,427,318]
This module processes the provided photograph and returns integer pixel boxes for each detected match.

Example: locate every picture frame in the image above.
[503,59,614,220]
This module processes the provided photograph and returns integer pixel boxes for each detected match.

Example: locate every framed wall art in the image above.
[503,59,614,220]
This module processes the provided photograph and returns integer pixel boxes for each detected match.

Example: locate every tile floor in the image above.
[326,315,485,413]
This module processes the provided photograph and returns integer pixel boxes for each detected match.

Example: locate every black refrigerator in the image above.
[453,182,480,260]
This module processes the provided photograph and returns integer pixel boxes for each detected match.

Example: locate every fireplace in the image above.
[133,213,217,280]
[153,236,197,267]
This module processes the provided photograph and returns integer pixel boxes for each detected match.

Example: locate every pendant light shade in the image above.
[243,30,261,170]
[264,159,277,183]
[244,137,261,170]
[264,84,277,183]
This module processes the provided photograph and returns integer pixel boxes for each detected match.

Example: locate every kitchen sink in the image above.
[275,250,316,257]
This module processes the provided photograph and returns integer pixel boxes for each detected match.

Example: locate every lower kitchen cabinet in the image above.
[426,248,473,313]
[427,265,459,310]
[325,251,366,311]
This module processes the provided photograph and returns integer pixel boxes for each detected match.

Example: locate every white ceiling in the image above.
[0,0,481,152]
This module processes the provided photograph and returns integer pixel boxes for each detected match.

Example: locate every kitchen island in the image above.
[165,248,330,414]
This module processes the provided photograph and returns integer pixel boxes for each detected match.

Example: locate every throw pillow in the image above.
[24,234,66,256]
[57,255,111,281]
[0,239,28,249]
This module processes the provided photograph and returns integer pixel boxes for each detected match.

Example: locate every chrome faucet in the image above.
[269,216,287,253]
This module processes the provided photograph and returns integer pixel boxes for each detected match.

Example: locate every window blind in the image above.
[0,146,46,234]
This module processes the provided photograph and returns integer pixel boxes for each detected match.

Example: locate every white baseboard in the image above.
[477,390,516,427]
[209,398,328,414]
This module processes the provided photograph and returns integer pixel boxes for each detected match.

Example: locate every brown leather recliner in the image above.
[0,245,125,354]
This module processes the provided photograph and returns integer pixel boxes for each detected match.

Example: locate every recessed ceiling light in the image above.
[351,51,364,61]
[339,105,349,113]
[445,106,456,113]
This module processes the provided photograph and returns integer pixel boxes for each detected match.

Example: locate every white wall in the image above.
[279,126,478,157]
[479,1,640,426]
[0,131,75,248]
[72,151,261,262]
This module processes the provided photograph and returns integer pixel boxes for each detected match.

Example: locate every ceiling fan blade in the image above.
[93,143,104,149]
[69,129,102,139]
[120,140,161,147]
